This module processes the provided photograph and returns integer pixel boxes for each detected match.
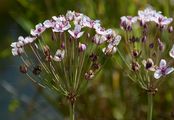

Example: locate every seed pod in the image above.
[32,65,42,75]
[44,45,50,56]
[131,61,140,71]
[85,70,94,80]
[89,53,97,62]
[132,50,141,58]
[92,62,100,71]
[19,65,28,74]
[61,42,65,49]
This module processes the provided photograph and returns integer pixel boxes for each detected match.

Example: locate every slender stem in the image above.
[69,103,75,120]
[147,93,153,120]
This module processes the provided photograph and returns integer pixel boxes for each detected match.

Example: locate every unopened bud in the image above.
[157,38,164,51]
[79,43,86,52]
[149,43,154,48]
[168,26,173,33]
[19,65,28,74]
[141,36,147,43]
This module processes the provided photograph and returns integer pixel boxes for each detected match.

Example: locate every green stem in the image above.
[147,93,153,120]
[69,103,75,120]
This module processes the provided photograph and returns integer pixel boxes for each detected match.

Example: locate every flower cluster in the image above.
[120,7,174,92]
[11,11,121,57]
[11,11,121,99]
[121,7,173,31]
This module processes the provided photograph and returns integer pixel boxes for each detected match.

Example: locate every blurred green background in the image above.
[1,0,174,119]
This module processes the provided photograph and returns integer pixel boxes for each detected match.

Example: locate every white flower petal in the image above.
[74,24,81,33]
[68,30,75,38]
[154,69,162,79]
[165,67,174,75]
[43,20,54,28]
[159,59,166,68]
[76,31,84,38]
[11,42,17,47]
[18,36,25,41]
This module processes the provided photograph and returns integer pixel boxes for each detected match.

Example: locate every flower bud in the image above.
[19,65,28,74]
[168,26,173,33]
[149,43,154,48]
[157,38,164,51]
[79,43,86,52]
[141,36,147,43]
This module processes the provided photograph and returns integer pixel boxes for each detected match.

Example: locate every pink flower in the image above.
[138,7,162,24]
[120,16,138,30]
[52,16,71,32]
[66,10,75,21]
[18,36,36,45]
[155,16,173,28]
[31,23,46,36]
[11,42,24,56]
[11,47,24,56]
[154,59,174,79]
[68,25,84,39]
[142,58,156,71]
[102,44,117,55]
[43,20,55,28]
[109,35,121,46]
[92,20,101,29]
[93,34,107,45]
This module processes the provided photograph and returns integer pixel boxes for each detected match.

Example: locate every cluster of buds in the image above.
[120,7,174,92]
[11,11,121,97]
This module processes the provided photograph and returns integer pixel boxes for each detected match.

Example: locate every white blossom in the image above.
[66,10,75,21]
[31,23,46,36]
[43,20,55,28]
[154,59,174,79]
[93,34,107,45]
[68,25,84,39]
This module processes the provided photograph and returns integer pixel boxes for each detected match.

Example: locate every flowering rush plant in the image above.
[11,10,121,119]
[120,7,174,120]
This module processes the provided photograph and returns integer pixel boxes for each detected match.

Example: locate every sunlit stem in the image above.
[69,102,75,120]
[30,45,50,73]
[147,93,153,120]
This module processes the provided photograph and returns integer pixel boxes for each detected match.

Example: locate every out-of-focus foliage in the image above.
[1,0,174,120]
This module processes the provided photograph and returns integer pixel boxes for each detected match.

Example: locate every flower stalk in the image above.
[147,93,153,120]
[69,102,75,120]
